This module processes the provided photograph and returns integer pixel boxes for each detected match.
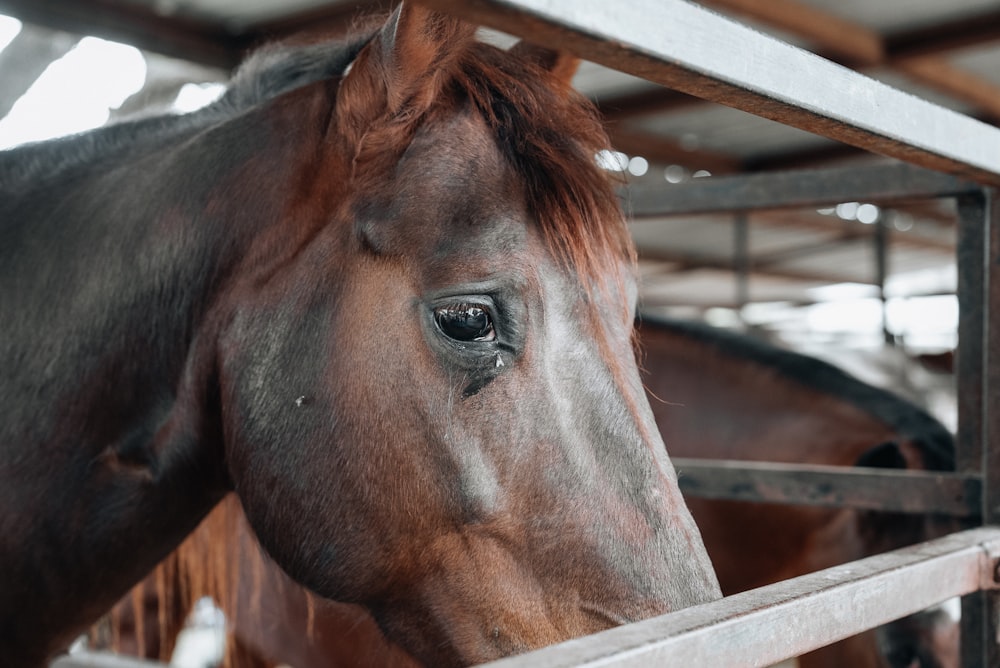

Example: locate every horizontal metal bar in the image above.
[625,163,980,217]
[673,458,982,517]
[51,652,166,668]
[480,527,1000,668]
[419,0,1000,185]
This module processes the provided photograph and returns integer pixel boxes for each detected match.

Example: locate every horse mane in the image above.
[639,315,955,472]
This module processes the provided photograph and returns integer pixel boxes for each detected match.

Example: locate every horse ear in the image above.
[336,2,475,152]
[509,41,580,91]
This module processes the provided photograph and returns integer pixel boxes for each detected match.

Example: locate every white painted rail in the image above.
[419,0,1000,185]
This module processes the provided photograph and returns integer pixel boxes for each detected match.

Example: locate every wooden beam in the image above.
[693,0,1000,127]
[0,0,243,69]
[591,4,1000,145]
[698,0,883,66]
[250,0,392,44]
[760,210,953,255]
[694,0,1000,131]
[638,294,814,311]
[481,528,1000,668]
[886,9,1000,61]
[741,143,886,172]
[596,87,703,122]
[636,216,948,295]
[664,231,878,278]
[608,126,741,173]
[417,0,1000,185]
[895,56,1000,122]
[753,231,869,267]
[894,201,956,227]
[636,246,864,285]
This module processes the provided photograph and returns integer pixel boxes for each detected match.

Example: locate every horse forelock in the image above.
[458,42,637,317]
[341,34,636,317]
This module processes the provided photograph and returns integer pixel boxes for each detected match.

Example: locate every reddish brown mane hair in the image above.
[457,42,637,307]
[340,21,636,313]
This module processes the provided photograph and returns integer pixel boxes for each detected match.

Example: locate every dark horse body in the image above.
[0,7,721,665]
[103,317,958,667]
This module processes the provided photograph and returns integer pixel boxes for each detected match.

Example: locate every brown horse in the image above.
[0,6,722,666]
[101,317,958,667]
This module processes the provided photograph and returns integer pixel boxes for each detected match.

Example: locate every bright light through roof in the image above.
[0,36,146,150]
[172,82,226,114]
[0,15,21,53]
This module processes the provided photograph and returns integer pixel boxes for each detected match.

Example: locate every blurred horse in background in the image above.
[641,317,957,668]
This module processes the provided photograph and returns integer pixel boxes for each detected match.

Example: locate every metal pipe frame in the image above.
[481,528,1000,668]
[955,189,1000,666]
[624,162,979,216]
[418,0,1000,185]
[672,458,980,516]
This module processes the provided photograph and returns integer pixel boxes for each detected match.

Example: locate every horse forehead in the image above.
[401,110,522,221]
[382,109,537,265]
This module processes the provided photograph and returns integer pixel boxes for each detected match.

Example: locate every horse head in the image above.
[213,5,719,664]
[0,5,719,666]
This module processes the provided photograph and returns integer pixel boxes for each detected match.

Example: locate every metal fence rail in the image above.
[624,163,980,216]
[51,653,165,668]
[672,457,981,516]
[480,527,1000,667]
[420,0,1000,185]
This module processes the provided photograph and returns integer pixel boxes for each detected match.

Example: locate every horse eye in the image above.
[433,304,496,342]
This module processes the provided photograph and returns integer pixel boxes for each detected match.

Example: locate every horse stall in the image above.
[2,0,999,666]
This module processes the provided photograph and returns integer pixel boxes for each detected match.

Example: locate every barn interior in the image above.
[2,0,994,665]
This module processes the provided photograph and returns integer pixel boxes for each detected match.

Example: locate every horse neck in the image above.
[640,323,899,466]
[0,83,342,663]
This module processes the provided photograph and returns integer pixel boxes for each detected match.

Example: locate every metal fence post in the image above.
[957,189,1000,666]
